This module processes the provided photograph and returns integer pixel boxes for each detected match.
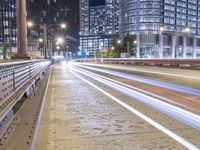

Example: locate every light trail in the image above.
[68,66,200,150]
[78,63,200,80]
[70,65,194,111]
[73,63,200,96]
[68,65,200,131]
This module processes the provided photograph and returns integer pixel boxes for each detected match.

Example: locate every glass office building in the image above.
[106,0,120,34]
[80,0,119,53]
[80,0,90,36]
[90,6,106,35]
[120,0,200,58]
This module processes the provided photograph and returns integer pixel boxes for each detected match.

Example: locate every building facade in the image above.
[90,6,106,35]
[120,0,200,58]
[0,0,17,46]
[80,0,90,36]
[79,0,120,54]
[106,0,120,35]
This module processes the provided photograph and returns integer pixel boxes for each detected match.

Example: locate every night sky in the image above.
[90,0,105,6]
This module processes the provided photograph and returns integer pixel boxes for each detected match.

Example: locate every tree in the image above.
[0,43,11,59]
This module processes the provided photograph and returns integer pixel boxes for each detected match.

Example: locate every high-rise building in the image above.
[0,0,17,46]
[79,0,119,54]
[120,0,200,59]
[0,0,37,57]
[106,0,119,34]
[90,6,106,35]
[80,0,90,36]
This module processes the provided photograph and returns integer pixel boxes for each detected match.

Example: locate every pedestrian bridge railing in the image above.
[0,60,50,137]
[74,58,200,67]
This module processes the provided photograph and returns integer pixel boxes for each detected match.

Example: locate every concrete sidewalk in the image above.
[35,64,187,150]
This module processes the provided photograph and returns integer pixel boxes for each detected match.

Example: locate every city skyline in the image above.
[80,0,200,59]
[0,2,200,150]
[0,0,200,59]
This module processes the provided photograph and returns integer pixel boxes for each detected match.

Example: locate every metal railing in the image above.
[73,58,200,67]
[0,60,51,137]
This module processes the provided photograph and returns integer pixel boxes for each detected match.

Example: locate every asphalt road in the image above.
[34,63,200,150]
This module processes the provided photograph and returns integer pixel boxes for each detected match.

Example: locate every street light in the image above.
[26,21,68,59]
[117,40,121,44]
[56,46,60,50]
[185,27,191,33]
[57,37,64,44]
[111,46,114,50]
[159,26,164,32]
[38,38,43,43]
[60,23,67,29]
[158,26,165,58]
[27,21,34,28]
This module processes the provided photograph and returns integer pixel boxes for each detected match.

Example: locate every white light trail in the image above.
[78,63,200,80]
[68,67,200,150]
[68,65,200,130]
[71,65,191,110]
[73,63,200,96]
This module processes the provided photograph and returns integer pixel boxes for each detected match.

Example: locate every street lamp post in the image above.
[183,27,191,59]
[27,21,67,59]
[136,33,140,58]
[16,0,29,59]
[127,41,130,58]
[171,26,191,59]
[159,26,164,59]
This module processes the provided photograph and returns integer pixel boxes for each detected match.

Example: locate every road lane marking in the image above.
[68,67,200,150]
[69,65,200,131]
[73,63,200,96]
[78,63,200,80]
[71,65,193,110]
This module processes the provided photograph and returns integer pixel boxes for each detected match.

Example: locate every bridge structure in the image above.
[75,58,200,67]
[0,60,200,150]
[0,60,50,140]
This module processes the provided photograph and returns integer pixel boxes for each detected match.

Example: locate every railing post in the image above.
[12,66,16,92]
[29,63,32,80]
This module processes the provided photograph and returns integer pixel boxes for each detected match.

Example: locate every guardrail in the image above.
[0,60,51,137]
[74,58,200,67]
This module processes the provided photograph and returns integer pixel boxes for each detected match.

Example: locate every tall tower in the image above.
[120,0,200,59]
[106,0,119,34]
[79,0,90,36]
[0,0,17,46]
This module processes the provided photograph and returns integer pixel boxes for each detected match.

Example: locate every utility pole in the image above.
[16,0,29,59]
[42,11,48,59]
[127,41,130,58]
[48,39,53,59]
[44,23,48,59]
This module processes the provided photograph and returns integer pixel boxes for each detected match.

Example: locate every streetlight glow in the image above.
[160,26,164,32]
[56,46,60,50]
[117,40,121,44]
[185,27,191,33]
[57,37,64,44]
[38,38,43,43]
[111,47,114,50]
[60,23,67,29]
[27,21,34,28]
